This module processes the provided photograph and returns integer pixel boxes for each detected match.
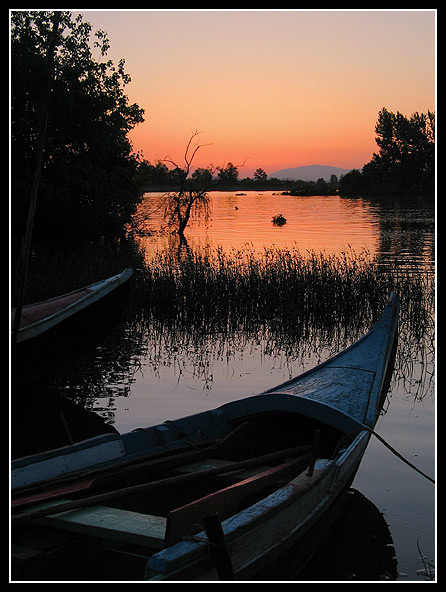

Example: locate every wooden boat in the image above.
[11,268,133,388]
[12,268,134,346]
[11,293,399,581]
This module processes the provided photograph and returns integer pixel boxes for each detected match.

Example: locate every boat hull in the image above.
[11,293,399,581]
[144,432,371,581]
[11,269,133,388]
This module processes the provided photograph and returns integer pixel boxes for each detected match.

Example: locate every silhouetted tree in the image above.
[253,168,268,182]
[11,11,145,242]
[217,162,239,185]
[339,108,435,196]
[366,107,434,194]
[338,169,363,195]
[162,131,214,241]
[161,133,246,241]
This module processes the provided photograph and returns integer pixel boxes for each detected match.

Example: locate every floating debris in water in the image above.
[272,214,287,225]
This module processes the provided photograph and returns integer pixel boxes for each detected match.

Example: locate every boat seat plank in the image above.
[165,453,311,546]
[12,446,215,509]
[37,505,167,549]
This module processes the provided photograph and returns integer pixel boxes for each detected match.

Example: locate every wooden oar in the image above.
[165,453,312,546]
[12,442,218,509]
[12,439,217,496]
[11,446,311,525]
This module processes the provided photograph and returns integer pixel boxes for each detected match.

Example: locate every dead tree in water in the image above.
[162,131,244,243]
[161,131,213,242]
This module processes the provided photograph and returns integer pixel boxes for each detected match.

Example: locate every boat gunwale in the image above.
[145,458,338,577]
[262,292,399,397]
[12,268,133,342]
[145,429,372,579]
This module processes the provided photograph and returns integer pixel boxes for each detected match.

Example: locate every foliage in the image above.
[253,168,268,182]
[216,162,239,185]
[340,108,435,196]
[11,11,146,243]
[141,162,342,194]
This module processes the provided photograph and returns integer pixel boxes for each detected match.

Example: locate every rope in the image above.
[182,530,215,571]
[351,426,435,484]
[368,427,435,484]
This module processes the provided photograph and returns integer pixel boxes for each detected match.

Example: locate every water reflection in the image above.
[24,190,433,432]
[136,192,434,270]
[297,489,398,581]
[364,194,435,270]
[43,267,433,431]
[12,191,434,581]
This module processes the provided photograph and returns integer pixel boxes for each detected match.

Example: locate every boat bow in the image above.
[263,292,399,430]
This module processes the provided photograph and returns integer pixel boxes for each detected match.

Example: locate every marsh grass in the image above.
[139,244,433,340]
[20,241,433,403]
[135,244,434,402]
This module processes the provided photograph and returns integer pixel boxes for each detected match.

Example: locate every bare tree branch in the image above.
[158,131,244,242]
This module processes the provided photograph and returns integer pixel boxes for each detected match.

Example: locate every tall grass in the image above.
[134,244,434,401]
[139,244,434,340]
[40,243,433,404]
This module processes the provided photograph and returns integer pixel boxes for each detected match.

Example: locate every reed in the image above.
[40,242,432,404]
[134,244,434,403]
[139,244,434,340]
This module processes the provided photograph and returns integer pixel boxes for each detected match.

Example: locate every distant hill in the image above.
[269,165,352,182]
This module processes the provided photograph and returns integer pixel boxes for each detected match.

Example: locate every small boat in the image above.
[12,268,134,346]
[11,268,133,388]
[11,293,399,581]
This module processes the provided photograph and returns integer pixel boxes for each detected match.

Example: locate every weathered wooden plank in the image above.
[145,461,335,578]
[12,445,216,509]
[37,506,167,549]
[12,446,311,525]
[165,453,311,546]
[11,439,126,489]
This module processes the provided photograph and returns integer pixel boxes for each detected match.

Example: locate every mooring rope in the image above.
[351,426,435,484]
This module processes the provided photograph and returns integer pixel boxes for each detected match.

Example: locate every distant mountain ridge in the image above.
[269,164,352,182]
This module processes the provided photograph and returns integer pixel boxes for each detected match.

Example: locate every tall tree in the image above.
[339,108,435,196]
[362,107,435,194]
[11,11,145,241]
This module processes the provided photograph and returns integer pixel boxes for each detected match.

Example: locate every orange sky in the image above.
[79,10,436,177]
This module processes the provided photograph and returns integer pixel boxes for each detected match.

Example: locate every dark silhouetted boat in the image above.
[11,293,399,581]
[11,268,133,388]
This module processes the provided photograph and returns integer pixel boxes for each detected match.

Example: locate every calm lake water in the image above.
[134,192,435,581]
[18,192,436,581]
[137,191,434,270]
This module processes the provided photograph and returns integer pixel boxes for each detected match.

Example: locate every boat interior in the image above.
[12,411,350,581]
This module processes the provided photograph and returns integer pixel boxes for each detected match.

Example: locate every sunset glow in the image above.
[138,192,382,258]
[79,10,435,177]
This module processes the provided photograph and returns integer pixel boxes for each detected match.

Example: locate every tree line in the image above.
[11,11,435,249]
[140,105,436,199]
[339,108,435,197]
[139,161,342,194]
